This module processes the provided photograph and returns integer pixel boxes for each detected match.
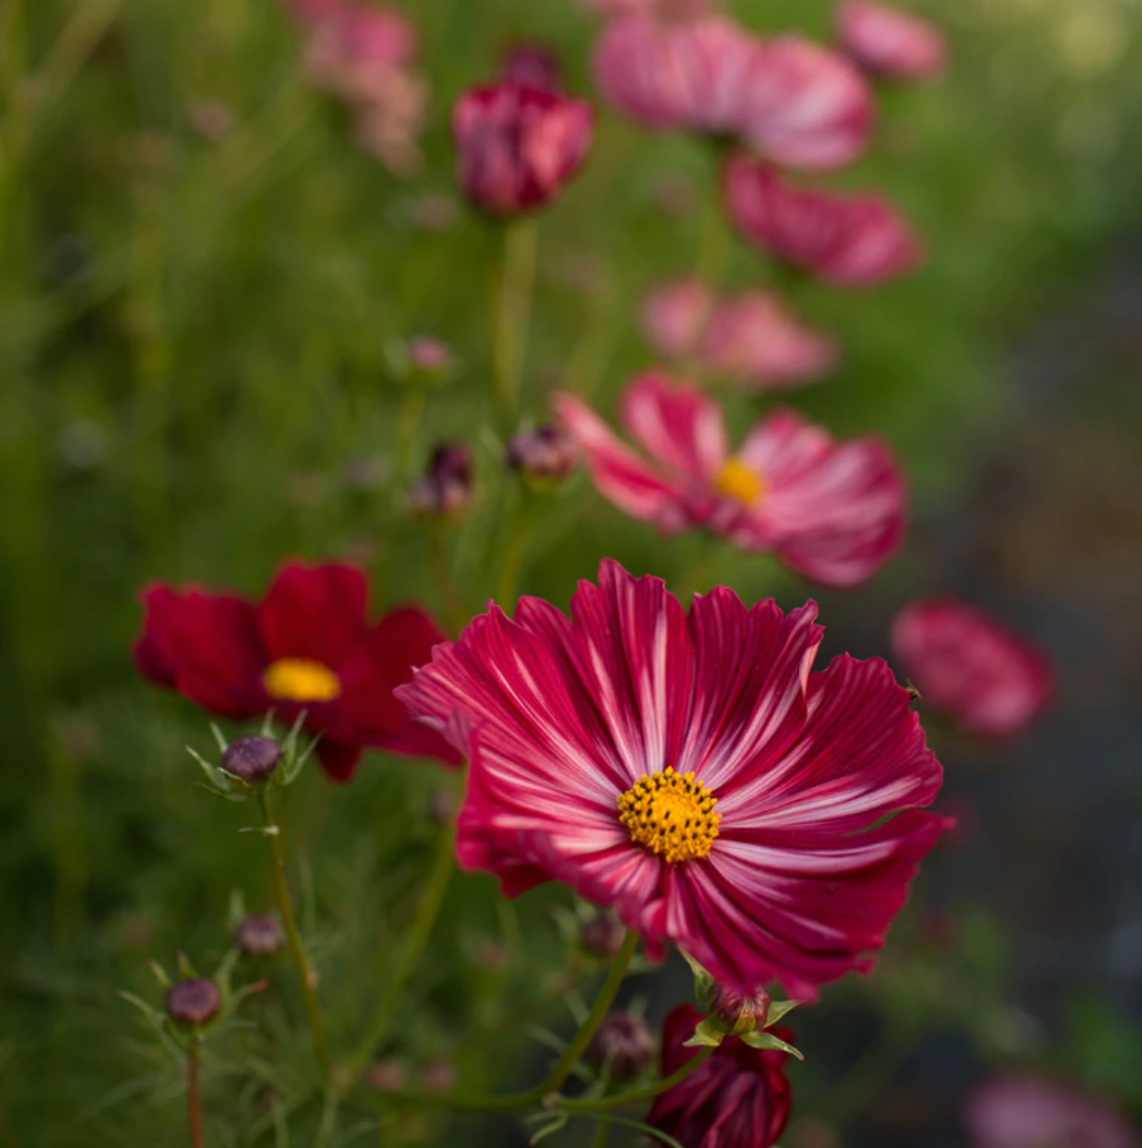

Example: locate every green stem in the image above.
[397,387,427,478]
[589,1119,612,1148]
[187,1037,204,1148]
[491,216,538,430]
[695,165,729,290]
[259,793,331,1078]
[556,1045,714,1112]
[494,499,527,609]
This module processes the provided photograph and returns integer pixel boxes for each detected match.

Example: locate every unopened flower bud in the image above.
[501,42,562,92]
[587,1012,654,1080]
[407,336,453,378]
[506,425,576,486]
[709,983,771,1036]
[221,735,283,786]
[410,442,473,517]
[579,912,626,959]
[235,914,285,958]
[165,978,221,1030]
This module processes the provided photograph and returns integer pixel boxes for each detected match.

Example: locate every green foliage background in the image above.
[1,0,1141,1143]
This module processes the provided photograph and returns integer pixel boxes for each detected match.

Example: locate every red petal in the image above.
[257,561,368,665]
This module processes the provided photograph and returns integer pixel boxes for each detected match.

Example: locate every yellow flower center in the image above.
[262,658,342,703]
[714,457,765,506]
[617,767,720,865]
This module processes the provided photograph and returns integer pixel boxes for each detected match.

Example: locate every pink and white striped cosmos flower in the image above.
[396,559,946,999]
[892,598,1053,738]
[453,82,594,217]
[640,280,837,389]
[593,16,871,170]
[556,373,906,588]
[838,1,948,84]
[725,159,923,287]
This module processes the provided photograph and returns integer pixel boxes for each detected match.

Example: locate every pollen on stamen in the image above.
[617,766,720,865]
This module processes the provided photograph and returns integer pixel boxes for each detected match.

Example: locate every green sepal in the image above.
[682,1016,727,1049]
[680,951,715,1011]
[740,1030,804,1060]
[764,999,800,1027]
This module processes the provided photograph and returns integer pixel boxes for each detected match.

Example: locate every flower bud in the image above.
[410,443,473,517]
[165,978,222,1030]
[235,914,285,958]
[579,912,626,959]
[221,735,283,786]
[709,983,771,1036]
[501,43,562,92]
[506,425,576,486]
[587,1012,655,1080]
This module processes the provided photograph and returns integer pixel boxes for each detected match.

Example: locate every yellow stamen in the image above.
[715,457,765,506]
[262,658,342,703]
[617,767,720,865]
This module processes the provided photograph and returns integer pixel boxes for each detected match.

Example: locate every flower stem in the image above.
[491,216,538,430]
[695,162,729,290]
[258,793,331,1078]
[556,1045,714,1112]
[187,1037,204,1148]
[494,496,528,609]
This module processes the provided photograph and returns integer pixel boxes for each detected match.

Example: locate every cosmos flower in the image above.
[639,279,716,361]
[891,598,1053,738]
[397,559,946,998]
[648,1004,793,1148]
[556,373,906,588]
[965,1075,1141,1148]
[725,159,923,287]
[134,561,459,780]
[452,82,593,217]
[594,17,870,169]
[837,0,948,84]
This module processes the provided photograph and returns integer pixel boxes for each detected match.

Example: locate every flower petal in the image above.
[618,372,727,483]
[258,561,369,665]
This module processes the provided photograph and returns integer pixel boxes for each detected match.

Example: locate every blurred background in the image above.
[1,0,1141,1144]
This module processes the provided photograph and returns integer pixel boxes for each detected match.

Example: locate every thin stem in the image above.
[397,387,427,478]
[491,216,538,430]
[494,501,527,609]
[428,527,467,635]
[259,793,331,1078]
[537,929,638,1098]
[556,1046,714,1112]
[187,1038,204,1148]
[695,166,729,290]
[589,1119,611,1148]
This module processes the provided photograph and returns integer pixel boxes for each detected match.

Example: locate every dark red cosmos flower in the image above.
[649,1004,793,1148]
[452,81,593,217]
[134,561,460,780]
[892,598,1053,738]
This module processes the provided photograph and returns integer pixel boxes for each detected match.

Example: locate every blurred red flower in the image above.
[134,561,460,780]
[649,1005,794,1148]
[725,159,923,287]
[838,0,948,84]
[452,82,593,216]
[397,559,946,998]
[556,373,906,588]
[892,598,1053,737]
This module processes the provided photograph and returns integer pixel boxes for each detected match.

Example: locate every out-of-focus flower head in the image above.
[587,1012,656,1079]
[965,1075,1141,1148]
[838,1,948,83]
[134,561,460,780]
[506,425,577,485]
[640,278,715,361]
[580,0,715,17]
[501,42,563,92]
[398,558,947,998]
[891,598,1053,738]
[165,979,222,1030]
[410,442,474,516]
[726,159,922,287]
[648,1004,793,1148]
[594,16,870,170]
[452,82,593,217]
[557,373,906,588]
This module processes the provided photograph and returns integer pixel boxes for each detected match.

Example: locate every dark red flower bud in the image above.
[221,735,283,786]
[506,425,576,485]
[501,43,562,92]
[710,983,771,1034]
[452,82,593,217]
[587,1012,655,1080]
[410,442,473,516]
[235,914,285,958]
[165,978,222,1030]
[579,912,626,959]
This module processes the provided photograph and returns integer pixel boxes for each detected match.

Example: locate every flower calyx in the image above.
[187,713,316,801]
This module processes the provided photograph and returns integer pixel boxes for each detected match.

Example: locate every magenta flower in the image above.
[838,1,948,83]
[556,373,906,588]
[725,159,923,287]
[648,1005,793,1148]
[397,559,946,998]
[452,82,593,217]
[594,17,869,170]
[640,278,716,360]
[892,598,1053,738]
[965,1075,1141,1148]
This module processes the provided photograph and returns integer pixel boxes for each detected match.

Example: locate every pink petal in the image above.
[618,371,727,482]
[838,1,948,83]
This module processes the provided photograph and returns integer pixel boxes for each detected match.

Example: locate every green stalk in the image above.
[556,1045,714,1112]
[187,1037,204,1148]
[491,217,538,429]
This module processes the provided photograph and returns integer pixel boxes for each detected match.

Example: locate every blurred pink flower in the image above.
[501,42,563,92]
[595,17,870,169]
[452,82,593,216]
[892,598,1053,738]
[580,0,714,17]
[640,278,715,360]
[838,1,948,83]
[556,372,906,587]
[965,1076,1140,1148]
[725,159,923,287]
